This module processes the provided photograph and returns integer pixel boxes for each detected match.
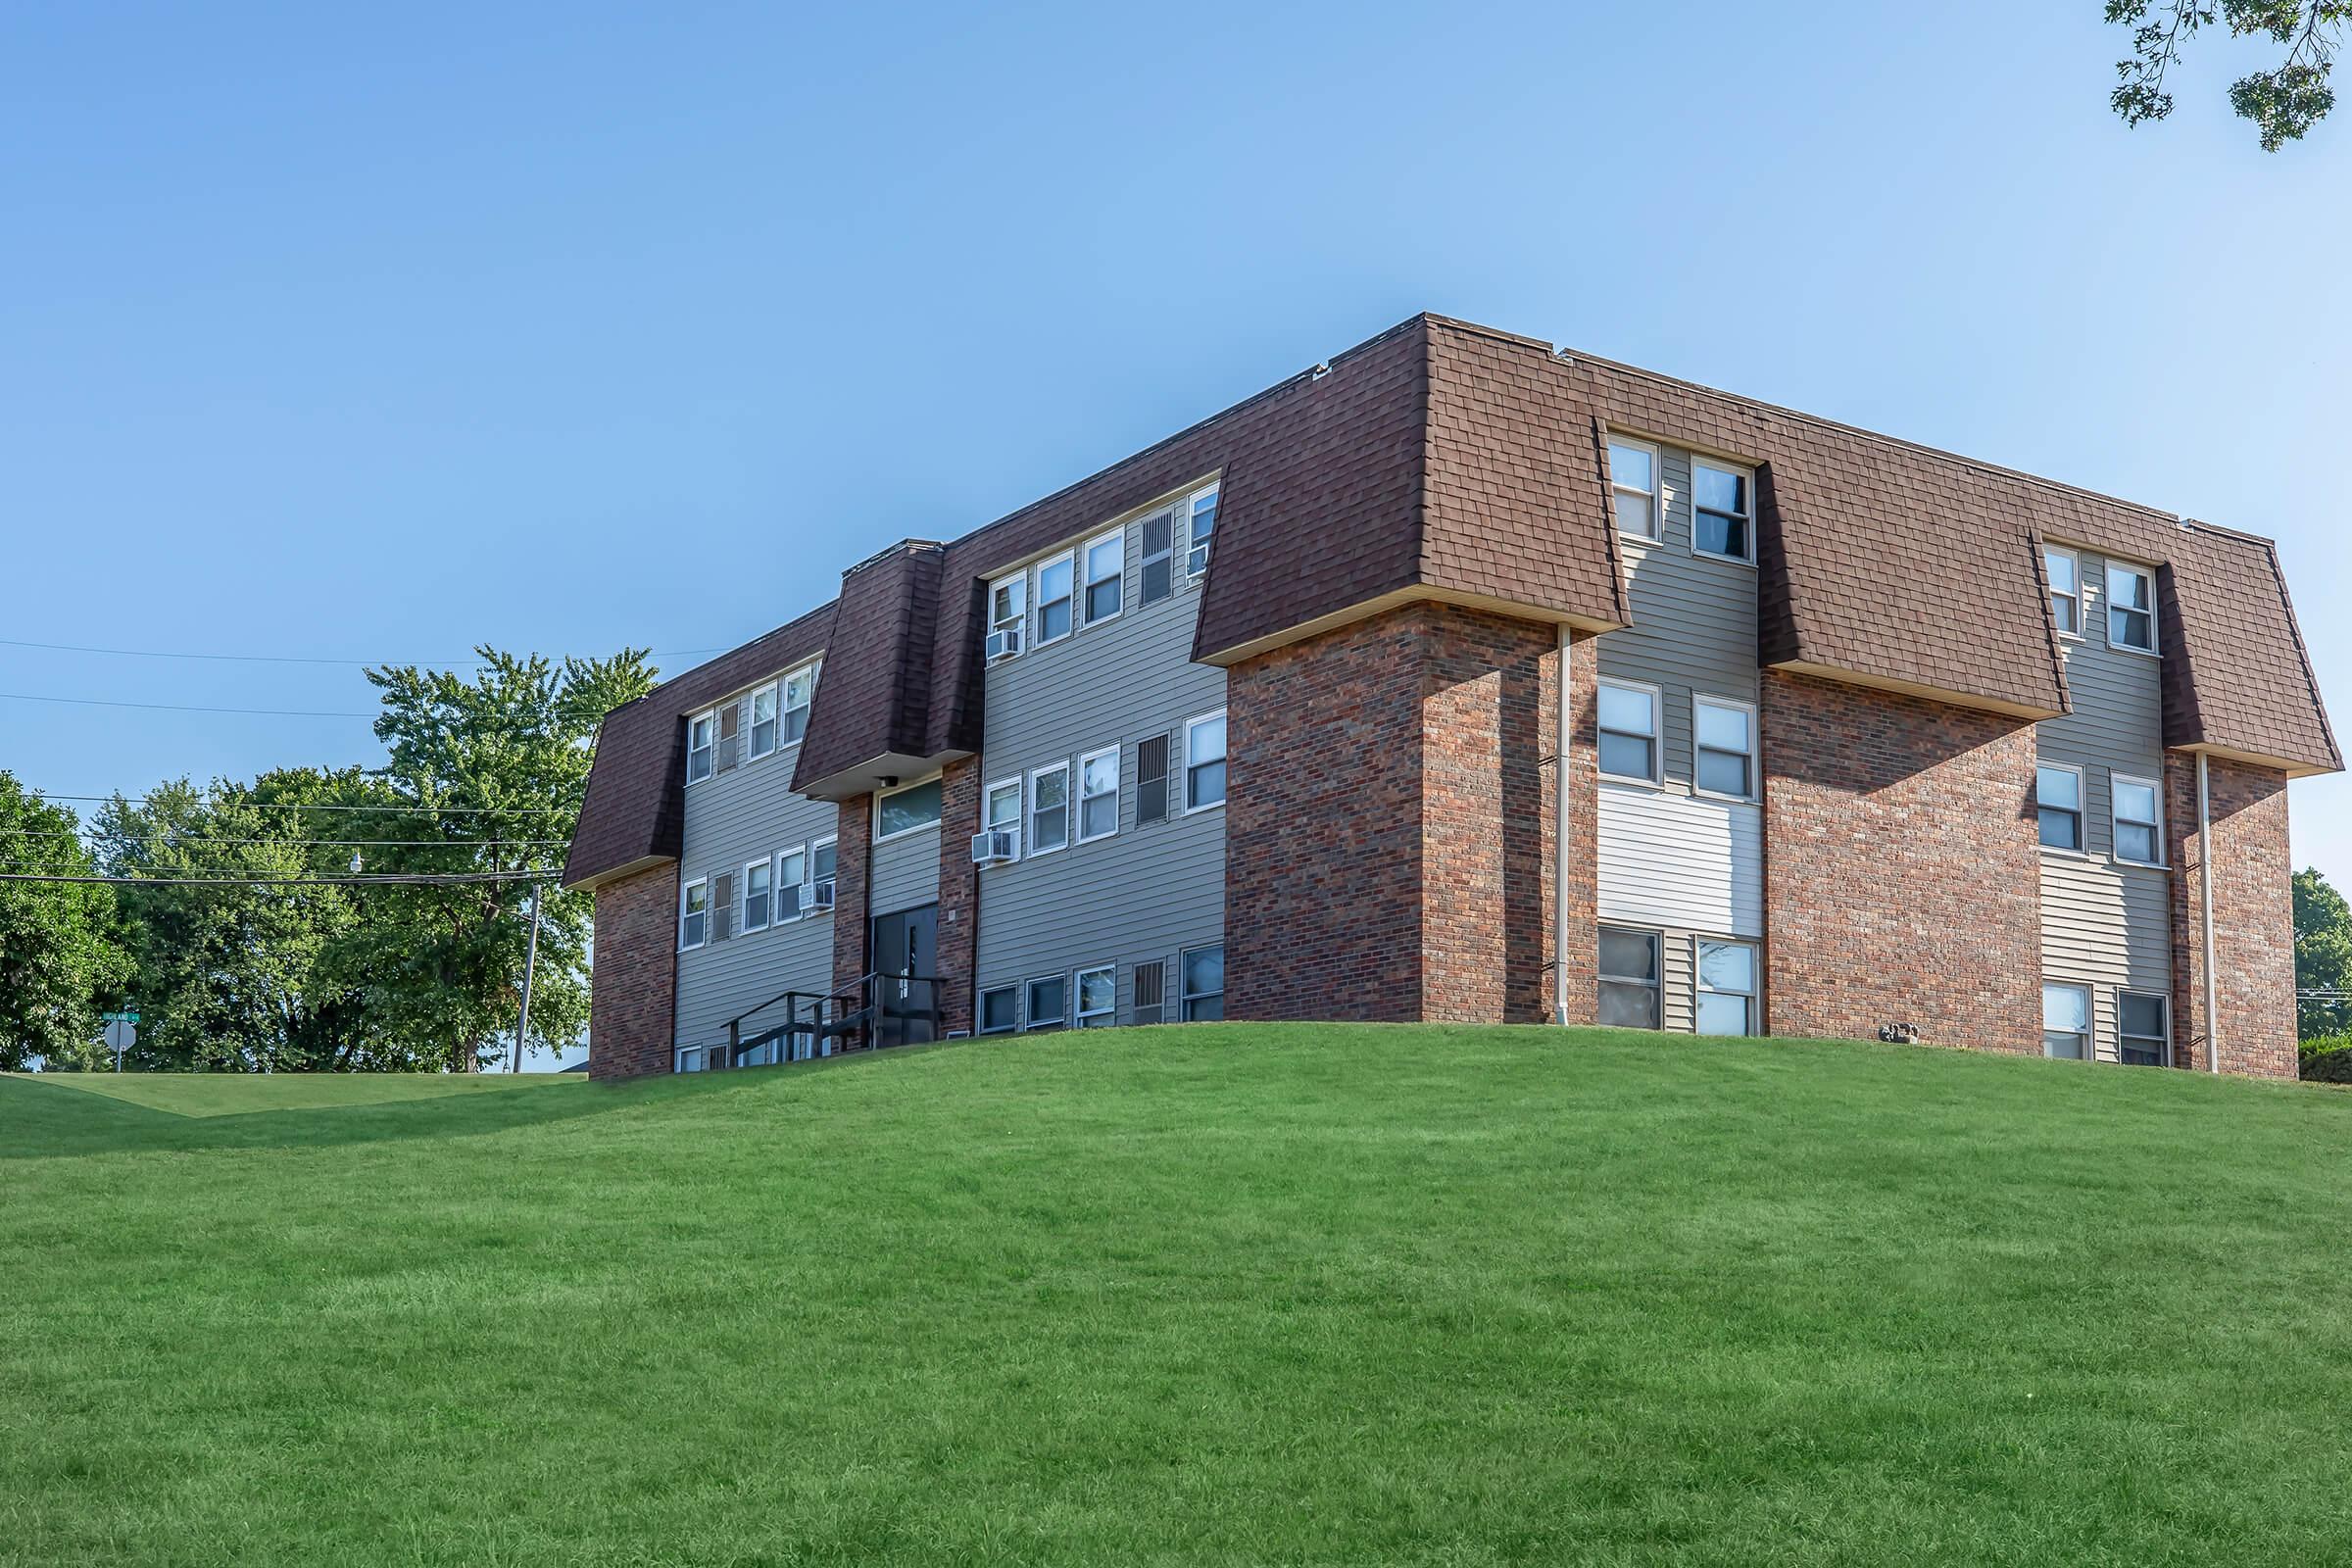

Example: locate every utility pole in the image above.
[512,878,542,1074]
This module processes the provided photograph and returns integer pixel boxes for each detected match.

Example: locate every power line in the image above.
[1,691,376,718]
[0,827,569,848]
[0,869,557,887]
[0,635,723,667]
[31,793,579,815]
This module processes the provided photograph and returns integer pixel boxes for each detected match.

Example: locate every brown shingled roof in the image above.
[791,542,945,798]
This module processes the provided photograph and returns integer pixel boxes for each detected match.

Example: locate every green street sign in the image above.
[102,1011,139,1023]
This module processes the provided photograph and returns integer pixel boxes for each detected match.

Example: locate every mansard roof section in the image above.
[2158,524,2340,775]
[563,601,836,889]
[792,540,948,799]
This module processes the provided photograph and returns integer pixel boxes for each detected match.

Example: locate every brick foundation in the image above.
[1760,670,2041,1054]
[2167,754,2297,1078]
[1226,603,1572,1023]
[586,862,680,1081]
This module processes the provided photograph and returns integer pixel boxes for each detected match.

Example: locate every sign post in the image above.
[101,1011,139,1073]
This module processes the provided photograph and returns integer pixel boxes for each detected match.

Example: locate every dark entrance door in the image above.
[869,905,939,1049]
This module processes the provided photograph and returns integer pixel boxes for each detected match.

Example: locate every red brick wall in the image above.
[1227,602,1574,1023]
[832,794,872,995]
[935,759,979,1034]
[2166,755,2297,1079]
[587,862,679,1081]
[1760,670,2041,1054]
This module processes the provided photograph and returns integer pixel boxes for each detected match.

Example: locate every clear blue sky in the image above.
[4,5,2345,972]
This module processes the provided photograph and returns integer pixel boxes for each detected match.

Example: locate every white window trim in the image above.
[2110,771,2167,868]
[983,775,1023,832]
[775,842,809,923]
[1597,924,1663,1031]
[2042,980,2092,1060]
[1075,963,1116,1027]
[874,774,946,844]
[1596,677,1665,788]
[1179,943,1224,1021]
[779,661,818,747]
[1080,527,1124,628]
[2044,545,2084,643]
[2035,761,2088,858]
[1183,709,1228,814]
[1690,693,1759,804]
[1076,745,1121,844]
[977,984,1019,1036]
[739,858,772,933]
[1694,938,1758,1036]
[808,835,837,916]
[1023,974,1067,1032]
[1690,456,1758,566]
[1185,482,1219,579]
[2104,561,2161,658]
[1607,435,1662,542]
[2118,990,2172,1067]
[988,573,1027,660]
[685,711,715,785]
[1034,550,1076,647]
[745,682,780,760]
[678,877,710,951]
[1027,761,1071,858]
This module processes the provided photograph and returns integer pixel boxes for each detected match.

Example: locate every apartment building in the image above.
[562,314,2338,1080]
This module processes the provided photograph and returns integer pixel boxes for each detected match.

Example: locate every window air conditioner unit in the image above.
[970,827,1020,865]
[986,627,1022,662]
[808,882,835,912]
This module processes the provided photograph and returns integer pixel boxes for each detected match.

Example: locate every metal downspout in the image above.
[1554,624,1573,1026]
[2199,751,2220,1073]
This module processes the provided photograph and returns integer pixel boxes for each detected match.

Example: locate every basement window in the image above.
[1597,680,1660,784]
[2042,982,2090,1059]
[1696,941,1756,1036]
[2107,562,2157,654]
[979,985,1017,1035]
[1133,958,1167,1024]
[2044,546,2082,637]
[1608,437,1660,539]
[1076,965,1116,1027]
[2113,775,2163,866]
[1181,944,1225,1021]
[1692,459,1754,564]
[1597,927,1660,1029]
[2119,991,2170,1067]
[1025,975,1067,1032]
[2036,764,2083,853]
[686,712,714,784]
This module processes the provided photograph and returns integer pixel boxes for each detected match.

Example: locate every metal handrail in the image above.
[716,972,945,1067]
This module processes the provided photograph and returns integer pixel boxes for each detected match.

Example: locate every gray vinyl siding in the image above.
[2035,547,2171,1061]
[869,823,940,916]
[675,680,841,1054]
[1594,445,1760,786]
[973,488,1227,1026]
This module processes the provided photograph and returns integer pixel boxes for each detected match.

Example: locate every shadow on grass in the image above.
[0,1072,672,1159]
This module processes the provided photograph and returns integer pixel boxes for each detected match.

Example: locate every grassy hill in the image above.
[5,1026,2350,1567]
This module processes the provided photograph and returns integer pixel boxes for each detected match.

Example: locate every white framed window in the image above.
[1076,965,1116,1027]
[782,662,817,746]
[2042,982,2090,1059]
[1185,710,1227,811]
[1140,505,1177,605]
[988,574,1027,660]
[1696,940,1757,1036]
[1186,483,1218,577]
[686,712,715,785]
[1692,695,1756,801]
[2036,764,2084,853]
[1596,680,1661,785]
[1029,762,1069,856]
[1597,926,1660,1029]
[749,683,779,759]
[809,837,837,912]
[741,858,772,933]
[1024,975,1067,1032]
[979,985,1018,1035]
[1035,552,1075,645]
[875,777,944,841]
[1608,437,1660,540]
[1077,747,1120,842]
[2107,562,2157,654]
[2119,991,2170,1067]
[679,878,710,951]
[1691,458,1754,564]
[1082,528,1124,626]
[2112,774,2164,866]
[1181,944,1224,1021]
[777,844,808,921]
[2044,546,2082,638]
[985,776,1022,837]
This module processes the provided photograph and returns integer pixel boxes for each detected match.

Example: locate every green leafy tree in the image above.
[325,649,656,1071]
[2293,867,2352,1041]
[2108,3,2348,150]
[0,770,129,1071]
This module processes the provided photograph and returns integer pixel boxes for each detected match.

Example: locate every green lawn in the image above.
[5,1027,2349,1566]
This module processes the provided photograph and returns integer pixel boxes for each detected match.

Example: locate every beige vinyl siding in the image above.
[1596,785,1764,939]
[870,823,940,916]
[676,683,840,1053]
[1660,929,1695,1033]
[974,487,1226,1026]
[2035,547,2171,1062]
